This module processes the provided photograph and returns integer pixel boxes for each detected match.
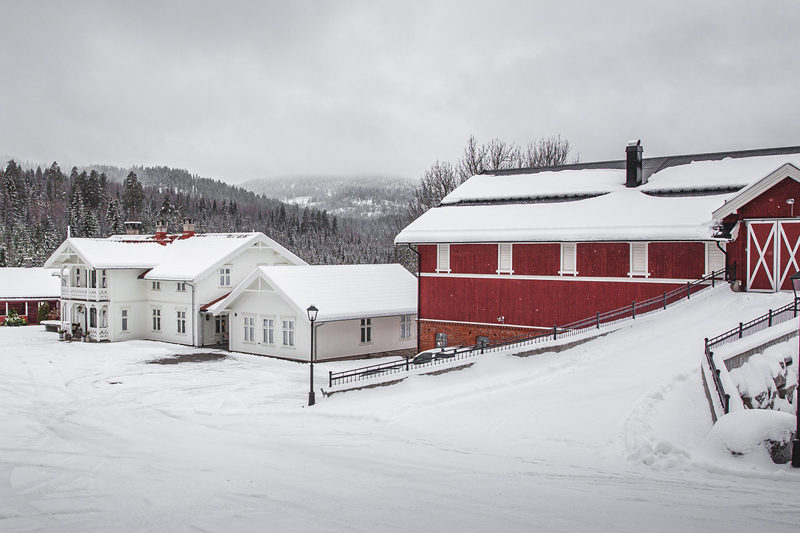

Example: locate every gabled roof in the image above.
[396,146,800,245]
[711,163,800,220]
[208,264,417,322]
[44,232,306,281]
[0,268,61,299]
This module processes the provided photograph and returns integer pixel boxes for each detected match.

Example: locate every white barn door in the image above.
[746,220,800,292]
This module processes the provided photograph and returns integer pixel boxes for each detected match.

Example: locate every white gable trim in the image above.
[712,163,800,220]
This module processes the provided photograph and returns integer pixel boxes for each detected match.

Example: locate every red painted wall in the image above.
[0,299,59,324]
[576,243,628,277]
[419,245,437,273]
[514,244,561,275]
[648,242,705,279]
[451,244,497,275]
[420,276,689,329]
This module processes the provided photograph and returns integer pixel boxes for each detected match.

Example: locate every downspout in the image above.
[407,244,421,355]
[716,240,730,281]
[187,282,197,347]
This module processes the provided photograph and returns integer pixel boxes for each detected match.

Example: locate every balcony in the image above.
[61,287,109,301]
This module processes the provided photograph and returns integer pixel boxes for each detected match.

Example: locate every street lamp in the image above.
[791,273,800,467]
[307,305,319,407]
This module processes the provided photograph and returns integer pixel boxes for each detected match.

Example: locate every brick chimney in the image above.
[124,221,142,235]
[181,218,196,239]
[626,140,644,188]
[155,220,168,241]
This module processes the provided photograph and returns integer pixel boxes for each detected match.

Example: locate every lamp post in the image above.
[791,273,800,467]
[307,305,318,407]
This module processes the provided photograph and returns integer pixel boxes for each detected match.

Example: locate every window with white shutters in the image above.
[706,242,725,274]
[560,243,577,275]
[437,244,451,273]
[497,243,513,274]
[629,242,649,277]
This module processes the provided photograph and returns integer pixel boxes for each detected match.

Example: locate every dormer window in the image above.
[219,266,231,287]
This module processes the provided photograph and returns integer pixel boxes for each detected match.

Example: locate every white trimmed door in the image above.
[746,220,800,292]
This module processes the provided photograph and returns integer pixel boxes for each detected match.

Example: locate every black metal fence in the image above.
[330,263,736,388]
[703,297,799,415]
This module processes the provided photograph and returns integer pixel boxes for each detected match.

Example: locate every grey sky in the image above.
[1,0,798,183]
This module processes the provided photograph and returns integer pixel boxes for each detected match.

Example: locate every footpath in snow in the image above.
[1,285,799,532]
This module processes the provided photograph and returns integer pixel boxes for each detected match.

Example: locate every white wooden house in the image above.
[206,264,417,361]
[43,221,306,345]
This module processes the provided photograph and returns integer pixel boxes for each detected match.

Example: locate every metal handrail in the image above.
[330,263,737,388]
[703,296,799,415]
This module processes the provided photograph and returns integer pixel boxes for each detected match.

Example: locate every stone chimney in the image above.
[124,221,142,235]
[626,140,645,188]
[181,218,196,239]
[155,220,168,241]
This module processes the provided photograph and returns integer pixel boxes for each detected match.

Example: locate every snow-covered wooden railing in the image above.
[330,263,736,389]
[703,298,799,419]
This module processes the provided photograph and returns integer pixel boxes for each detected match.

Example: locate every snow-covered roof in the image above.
[398,150,800,244]
[44,232,306,281]
[208,264,417,322]
[0,267,62,299]
[397,190,733,243]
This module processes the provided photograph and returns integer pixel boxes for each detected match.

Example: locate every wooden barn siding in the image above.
[576,243,628,277]
[419,245,437,273]
[514,243,561,275]
[648,242,706,279]
[0,299,58,324]
[420,276,690,328]
[451,244,497,274]
[721,176,800,284]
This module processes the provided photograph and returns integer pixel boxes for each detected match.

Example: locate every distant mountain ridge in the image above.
[240,175,416,218]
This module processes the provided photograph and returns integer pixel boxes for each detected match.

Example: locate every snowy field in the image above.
[2,286,800,532]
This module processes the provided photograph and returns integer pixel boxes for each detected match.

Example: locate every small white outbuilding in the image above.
[207,264,418,361]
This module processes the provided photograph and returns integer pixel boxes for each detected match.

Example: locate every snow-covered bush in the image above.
[1,309,27,327]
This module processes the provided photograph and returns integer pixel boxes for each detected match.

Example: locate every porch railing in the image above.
[330,263,736,388]
[62,286,109,301]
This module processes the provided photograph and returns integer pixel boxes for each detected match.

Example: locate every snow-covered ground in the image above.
[2,286,800,532]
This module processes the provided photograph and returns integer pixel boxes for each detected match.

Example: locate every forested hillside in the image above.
[0,160,413,269]
[240,176,415,218]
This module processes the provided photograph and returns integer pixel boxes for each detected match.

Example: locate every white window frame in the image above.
[219,265,232,287]
[400,314,413,339]
[436,244,451,273]
[628,242,650,278]
[120,307,129,333]
[176,308,187,335]
[360,318,372,344]
[282,318,295,347]
[559,243,578,276]
[706,242,726,275]
[100,307,108,328]
[262,316,275,345]
[151,307,161,332]
[152,281,161,291]
[497,243,513,274]
[243,314,256,343]
[176,282,186,292]
[435,332,448,348]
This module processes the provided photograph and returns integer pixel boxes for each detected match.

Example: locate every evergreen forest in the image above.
[0,160,413,270]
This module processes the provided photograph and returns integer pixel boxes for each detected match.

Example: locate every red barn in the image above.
[0,267,61,325]
[395,142,800,351]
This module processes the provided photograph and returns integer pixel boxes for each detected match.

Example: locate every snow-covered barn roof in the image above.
[396,147,800,244]
[44,232,306,281]
[0,268,62,300]
[208,264,417,322]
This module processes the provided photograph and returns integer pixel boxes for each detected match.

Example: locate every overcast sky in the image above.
[1,0,798,183]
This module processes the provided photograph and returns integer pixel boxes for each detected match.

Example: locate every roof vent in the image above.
[124,221,142,235]
[626,140,644,188]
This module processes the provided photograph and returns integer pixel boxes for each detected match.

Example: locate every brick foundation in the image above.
[419,320,546,351]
